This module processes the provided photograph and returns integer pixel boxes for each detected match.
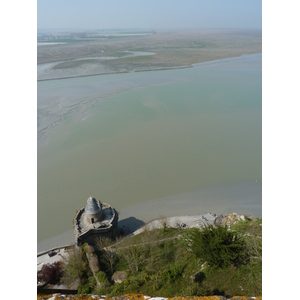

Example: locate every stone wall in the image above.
[74,206,118,246]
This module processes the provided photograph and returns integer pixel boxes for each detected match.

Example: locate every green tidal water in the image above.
[37,54,262,242]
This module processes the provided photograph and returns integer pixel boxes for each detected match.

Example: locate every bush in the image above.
[37,262,63,284]
[62,247,92,286]
[187,224,246,268]
[96,270,107,283]
[162,263,184,283]
[78,282,90,294]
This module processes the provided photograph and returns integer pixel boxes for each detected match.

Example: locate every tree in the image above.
[121,246,145,276]
[187,224,246,268]
[37,261,63,284]
[62,247,92,287]
[95,236,113,251]
[101,250,118,276]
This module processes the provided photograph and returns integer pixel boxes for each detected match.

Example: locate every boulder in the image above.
[112,271,127,284]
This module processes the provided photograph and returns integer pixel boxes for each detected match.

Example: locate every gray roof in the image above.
[85,196,102,215]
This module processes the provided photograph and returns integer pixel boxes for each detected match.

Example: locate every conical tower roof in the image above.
[84,196,102,215]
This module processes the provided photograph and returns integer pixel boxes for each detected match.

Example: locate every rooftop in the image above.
[84,196,102,215]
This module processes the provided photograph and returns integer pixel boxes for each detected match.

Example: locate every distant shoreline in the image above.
[37,52,261,82]
[37,64,191,82]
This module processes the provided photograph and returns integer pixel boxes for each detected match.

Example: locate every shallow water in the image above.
[37,54,262,243]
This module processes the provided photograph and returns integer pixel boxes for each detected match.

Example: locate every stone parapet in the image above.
[73,201,118,246]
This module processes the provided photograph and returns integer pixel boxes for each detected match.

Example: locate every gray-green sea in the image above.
[37,54,262,244]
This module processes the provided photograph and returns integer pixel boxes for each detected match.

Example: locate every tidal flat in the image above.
[37,29,262,80]
[37,53,262,246]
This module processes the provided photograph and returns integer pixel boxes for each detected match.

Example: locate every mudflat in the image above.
[37,29,262,80]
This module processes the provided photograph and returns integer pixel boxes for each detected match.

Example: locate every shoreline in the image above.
[38,181,261,253]
[37,211,259,271]
[37,65,192,82]
[37,52,261,82]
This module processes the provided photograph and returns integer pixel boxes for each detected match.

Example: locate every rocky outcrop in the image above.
[85,250,100,274]
[112,271,127,284]
[214,213,255,227]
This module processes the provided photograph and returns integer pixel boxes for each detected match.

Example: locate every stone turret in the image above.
[73,196,118,247]
[85,196,103,223]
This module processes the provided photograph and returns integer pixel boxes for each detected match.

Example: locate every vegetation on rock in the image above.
[40,217,262,298]
[37,295,262,300]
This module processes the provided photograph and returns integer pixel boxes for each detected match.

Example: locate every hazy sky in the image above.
[37,0,262,31]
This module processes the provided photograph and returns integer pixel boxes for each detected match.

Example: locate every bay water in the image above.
[37,54,262,245]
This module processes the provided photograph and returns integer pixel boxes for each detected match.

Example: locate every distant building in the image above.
[73,196,118,246]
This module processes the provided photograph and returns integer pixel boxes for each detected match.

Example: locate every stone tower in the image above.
[73,196,118,246]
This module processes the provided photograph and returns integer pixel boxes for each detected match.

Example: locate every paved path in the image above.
[37,246,73,271]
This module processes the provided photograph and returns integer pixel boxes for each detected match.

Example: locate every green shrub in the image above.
[110,281,126,296]
[187,224,246,268]
[96,270,107,283]
[62,247,92,285]
[78,282,91,294]
[162,263,184,283]
[63,218,261,297]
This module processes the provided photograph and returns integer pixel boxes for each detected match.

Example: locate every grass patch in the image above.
[61,219,261,298]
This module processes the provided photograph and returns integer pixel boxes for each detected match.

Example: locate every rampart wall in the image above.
[73,205,118,246]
